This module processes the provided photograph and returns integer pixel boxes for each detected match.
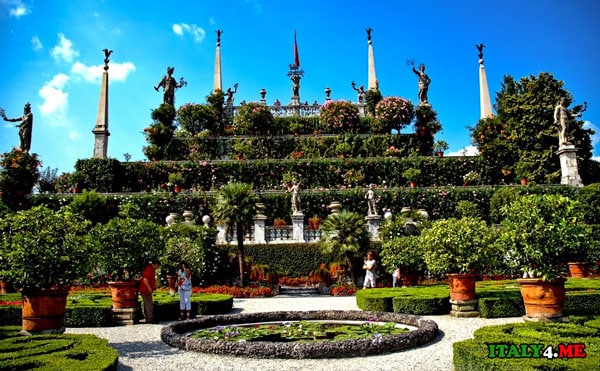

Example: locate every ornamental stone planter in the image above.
[108,280,140,309]
[517,278,567,322]
[20,285,70,335]
[447,273,476,301]
[568,262,589,278]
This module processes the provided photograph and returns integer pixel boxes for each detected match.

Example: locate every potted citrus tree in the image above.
[380,236,425,287]
[497,194,592,321]
[420,217,496,301]
[92,211,165,311]
[433,140,449,157]
[0,205,94,334]
[402,168,421,188]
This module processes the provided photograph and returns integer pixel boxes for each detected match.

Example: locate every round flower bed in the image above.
[161,310,438,358]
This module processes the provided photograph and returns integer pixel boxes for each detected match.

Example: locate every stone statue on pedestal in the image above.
[365,184,378,216]
[411,62,431,105]
[1,102,33,153]
[288,180,302,214]
[554,97,573,145]
[351,81,365,104]
[154,67,187,106]
[226,83,238,104]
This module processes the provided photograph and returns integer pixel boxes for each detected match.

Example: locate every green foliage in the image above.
[380,236,425,273]
[143,104,177,161]
[73,158,124,192]
[420,217,497,274]
[0,149,40,210]
[0,332,119,370]
[373,96,415,133]
[160,223,216,280]
[433,140,449,153]
[0,206,94,290]
[577,182,600,224]
[498,194,593,280]
[245,243,333,277]
[413,105,441,156]
[319,210,370,259]
[206,90,226,131]
[177,103,219,136]
[402,168,421,181]
[319,100,361,134]
[67,190,113,225]
[365,89,382,116]
[489,187,522,223]
[455,200,481,219]
[471,73,594,184]
[92,212,165,281]
[233,102,274,135]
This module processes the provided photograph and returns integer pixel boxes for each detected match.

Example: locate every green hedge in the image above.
[453,321,600,370]
[392,296,450,315]
[245,243,334,277]
[0,326,118,370]
[0,292,233,326]
[357,286,450,313]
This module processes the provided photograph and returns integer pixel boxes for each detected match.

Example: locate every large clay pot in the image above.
[568,262,589,278]
[447,273,476,301]
[0,279,8,294]
[517,278,566,321]
[108,280,140,309]
[167,275,178,294]
[21,285,70,334]
[401,271,419,287]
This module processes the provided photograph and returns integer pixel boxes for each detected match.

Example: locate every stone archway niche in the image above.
[161,310,438,359]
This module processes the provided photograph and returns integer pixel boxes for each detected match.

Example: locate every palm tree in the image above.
[319,210,371,284]
[212,182,257,287]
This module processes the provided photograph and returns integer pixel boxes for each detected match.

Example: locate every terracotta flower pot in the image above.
[520,178,528,186]
[447,273,476,301]
[517,278,566,321]
[21,285,70,334]
[409,180,417,188]
[568,262,589,278]
[401,271,419,287]
[167,275,178,294]
[108,280,140,309]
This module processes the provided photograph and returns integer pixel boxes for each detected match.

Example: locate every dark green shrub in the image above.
[0,149,40,210]
[392,296,450,315]
[577,182,600,224]
[478,296,524,318]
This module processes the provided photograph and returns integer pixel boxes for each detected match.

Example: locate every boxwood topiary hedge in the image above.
[453,321,600,370]
[0,326,119,370]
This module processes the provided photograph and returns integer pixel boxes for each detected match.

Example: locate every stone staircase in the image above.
[278,285,321,297]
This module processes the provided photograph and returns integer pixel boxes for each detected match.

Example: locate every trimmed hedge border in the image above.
[453,321,600,370]
[0,292,233,326]
[161,310,439,359]
[0,326,118,370]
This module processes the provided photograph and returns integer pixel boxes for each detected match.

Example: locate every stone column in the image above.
[556,144,583,187]
[365,214,382,241]
[254,214,267,244]
[292,213,305,242]
[92,68,110,158]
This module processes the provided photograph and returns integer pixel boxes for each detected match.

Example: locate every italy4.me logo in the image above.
[488,343,586,359]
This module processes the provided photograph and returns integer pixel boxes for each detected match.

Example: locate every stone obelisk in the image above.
[92,49,111,159]
[213,30,223,93]
[367,28,378,90]
[476,44,493,119]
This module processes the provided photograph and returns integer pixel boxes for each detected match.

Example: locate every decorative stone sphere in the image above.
[384,211,393,220]
[202,215,211,226]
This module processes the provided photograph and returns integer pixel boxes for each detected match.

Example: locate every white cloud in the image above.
[31,36,42,51]
[172,23,206,43]
[68,131,79,140]
[7,0,30,17]
[583,120,599,146]
[38,74,69,126]
[51,33,79,63]
[71,61,136,83]
[592,156,600,162]
[448,145,479,157]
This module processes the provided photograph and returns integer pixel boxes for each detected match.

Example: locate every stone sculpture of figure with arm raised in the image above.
[410,61,431,105]
[154,67,187,106]
[1,102,33,153]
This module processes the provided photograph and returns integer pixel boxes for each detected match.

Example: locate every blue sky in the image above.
[1,0,599,174]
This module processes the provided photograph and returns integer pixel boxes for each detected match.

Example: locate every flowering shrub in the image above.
[0,149,40,209]
[233,102,274,135]
[463,171,482,185]
[373,96,415,133]
[278,276,312,287]
[330,283,357,296]
[192,285,273,298]
[319,100,360,134]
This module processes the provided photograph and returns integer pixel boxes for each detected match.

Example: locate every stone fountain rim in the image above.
[161,310,439,359]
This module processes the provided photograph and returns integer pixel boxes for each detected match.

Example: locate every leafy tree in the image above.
[143,104,177,161]
[177,103,219,136]
[206,90,226,133]
[413,105,441,156]
[0,149,40,210]
[319,210,371,284]
[471,73,594,184]
[211,182,258,287]
[365,88,382,116]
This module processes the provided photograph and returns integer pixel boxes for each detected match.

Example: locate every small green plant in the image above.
[402,168,421,181]
[168,172,184,186]
[433,140,449,153]
[463,171,481,185]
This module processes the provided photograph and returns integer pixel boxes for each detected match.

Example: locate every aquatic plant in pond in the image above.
[190,319,408,342]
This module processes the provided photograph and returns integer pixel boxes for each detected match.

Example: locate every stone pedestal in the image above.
[449,299,479,318]
[365,214,382,241]
[254,214,267,244]
[292,213,305,242]
[556,144,583,187]
[112,307,138,325]
[216,224,227,244]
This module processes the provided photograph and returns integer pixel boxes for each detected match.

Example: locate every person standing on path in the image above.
[177,261,193,320]
[140,261,160,323]
[363,251,377,288]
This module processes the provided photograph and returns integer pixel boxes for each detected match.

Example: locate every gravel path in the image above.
[67,296,523,371]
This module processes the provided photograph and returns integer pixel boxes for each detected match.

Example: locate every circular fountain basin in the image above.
[161,310,438,359]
